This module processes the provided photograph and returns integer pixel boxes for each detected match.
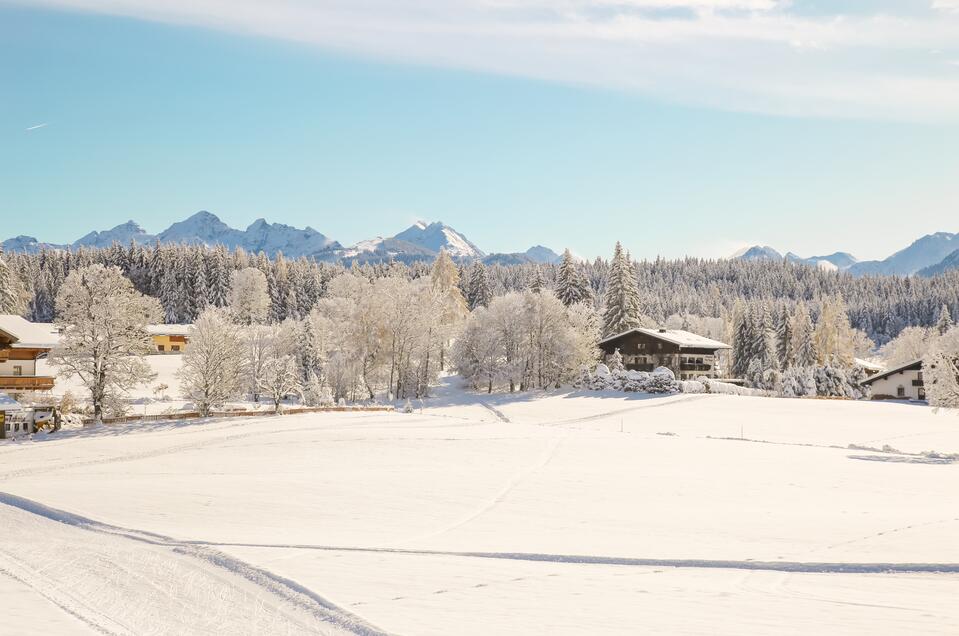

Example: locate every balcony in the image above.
[0,376,55,391]
[680,364,713,372]
[912,379,924,387]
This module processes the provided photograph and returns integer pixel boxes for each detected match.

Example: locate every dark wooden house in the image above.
[598,328,732,380]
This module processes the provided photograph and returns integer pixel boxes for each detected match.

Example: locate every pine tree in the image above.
[555,249,590,306]
[731,300,752,377]
[775,303,793,370]
[791,300,817,368]
[936,304,954,336]
[467,262,493,310]
[529,267,546,293]
[0,247,26,314]
[601,242,642,336]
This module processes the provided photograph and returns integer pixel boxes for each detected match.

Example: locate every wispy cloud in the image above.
[16,0,959,121]
[25,122,49,131]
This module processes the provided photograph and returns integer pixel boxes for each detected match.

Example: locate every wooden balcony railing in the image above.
[0,376,55,391]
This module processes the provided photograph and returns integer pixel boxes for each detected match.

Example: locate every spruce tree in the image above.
[556,249,590,306]
[0,247,26,314]
[791,300,817,368]
[936,304,954,336]
[775,303,793,370]
[601,242,642,336]
[467,262,493,310]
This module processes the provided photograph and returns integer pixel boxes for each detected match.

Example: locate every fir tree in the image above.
[936,304,954,336]
[791,300,817,368]
[775,303,793,370]
[467,262,493,310]
[555,249,590,306]
[601,242,642,336]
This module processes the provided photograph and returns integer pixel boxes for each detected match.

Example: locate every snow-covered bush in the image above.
[812,363,867,399]
[780,366,817,398]
[607,349,625,372]
[678,380,706,394]
[577,364,679,394]
[925,327,959,409]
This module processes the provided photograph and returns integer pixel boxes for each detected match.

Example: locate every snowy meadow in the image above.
[2,381,958,635]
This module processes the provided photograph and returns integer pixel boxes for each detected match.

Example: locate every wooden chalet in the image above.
[0,315,60,393]
[598,327,732,380]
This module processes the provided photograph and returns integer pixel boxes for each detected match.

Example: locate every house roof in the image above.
[854,358,885,372]
[0,315,60,349]
[859,359,923,385]
[0,392,24,411]
[599,327,731,350]
[147,324,193,337]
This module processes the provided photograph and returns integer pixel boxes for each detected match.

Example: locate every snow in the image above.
[0,314,60,348]
[2,380,959,634]
[600,327,730,350]
[147,323,193,336]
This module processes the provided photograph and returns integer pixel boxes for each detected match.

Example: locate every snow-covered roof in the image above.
[599,327,731,350]
[0,392,23,411]
[0,315,61,348]
[147,324,193,337]
[854,358,885,372]
[859,359,923,385]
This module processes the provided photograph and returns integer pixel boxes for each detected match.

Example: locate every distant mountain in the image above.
[524,245,561,264]
[1,235,66,253]
[918,248,959,277]
[734,246,783,261]
[848,232,959,276]
[392,221,484,260]
[333,236,437,264]
[804,252,858,270]
[75,220,155,249]
[482,245,561,266]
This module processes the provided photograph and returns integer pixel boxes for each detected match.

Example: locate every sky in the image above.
[2,1,958,261]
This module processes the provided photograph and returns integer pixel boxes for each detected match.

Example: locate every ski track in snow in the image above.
[0,491,392,636]
[401,431,568,544]
[544,394,713,426]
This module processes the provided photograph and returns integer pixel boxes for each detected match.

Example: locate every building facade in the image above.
[148,325,192,354]
[598,328,732,380]
[0,315,60,394]
[860,360,925,401]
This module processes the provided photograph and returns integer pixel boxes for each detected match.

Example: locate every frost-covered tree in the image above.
[229,267,271,325]
[256,322,301,411]
[775,303,793,370]
[813,295,855,367]
[467,262,493,310]
[879,326,932,367]
[780,366,817,398]
[601,242,643,336]
[529,267,547,293]
[730,300,752,377]
[430,249,467,369]
[924,327,959,409]
[51,265,161,422]
[791,301,817,368]
[177,308,247,416]
[555,249,591,307]
[936,304,955,336]
[0,247,27,315]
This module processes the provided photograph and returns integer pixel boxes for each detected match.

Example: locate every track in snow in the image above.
[0,492,391,636]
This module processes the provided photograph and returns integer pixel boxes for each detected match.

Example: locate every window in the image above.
[12,365,22,376]
[657,343,662,350]
[157,345,165,352]
[918,388,926,401]
[171,345,180,352]
[897,386,905,398]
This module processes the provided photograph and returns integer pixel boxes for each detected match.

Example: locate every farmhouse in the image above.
[859,360,925,401]
[0,392,32,439]
[598,327,731,380]
[0,315,60,393]
[148,324,192,354]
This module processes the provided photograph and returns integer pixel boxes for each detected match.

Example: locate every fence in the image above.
[82,404,395,426]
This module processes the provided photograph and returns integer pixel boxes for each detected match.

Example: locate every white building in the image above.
[0,392,32,439]
[859,360,925,401]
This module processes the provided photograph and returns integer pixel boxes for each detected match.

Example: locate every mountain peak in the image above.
[392,221,484,260]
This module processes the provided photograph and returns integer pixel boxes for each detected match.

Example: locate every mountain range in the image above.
[4,211,956,276]
[1,211,561,266]
[733,232,959,277]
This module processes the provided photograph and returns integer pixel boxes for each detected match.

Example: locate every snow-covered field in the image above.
[2,380,959,635]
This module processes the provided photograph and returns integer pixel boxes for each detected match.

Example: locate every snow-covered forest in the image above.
[3,241,958,346]
[2,242,959,411]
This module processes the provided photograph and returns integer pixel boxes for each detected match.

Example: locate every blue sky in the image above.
[2,2,958,260]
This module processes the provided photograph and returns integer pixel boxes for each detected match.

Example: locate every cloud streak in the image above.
[25,123,49,131]
[14,0,959,121]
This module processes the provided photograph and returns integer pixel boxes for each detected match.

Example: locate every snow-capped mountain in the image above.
[74,221,156,249]
[735,246,857,271]
[482,245,562,266]
[524,245,562,264]
[0,235,66,253]
[392,221,485,260]
[734,246,783,261]
[848,232,959,277]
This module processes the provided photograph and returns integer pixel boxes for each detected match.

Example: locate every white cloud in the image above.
[15,0,959,121]
[25,123,49,131]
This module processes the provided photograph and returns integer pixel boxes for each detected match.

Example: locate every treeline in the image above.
[3,241,959,345]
